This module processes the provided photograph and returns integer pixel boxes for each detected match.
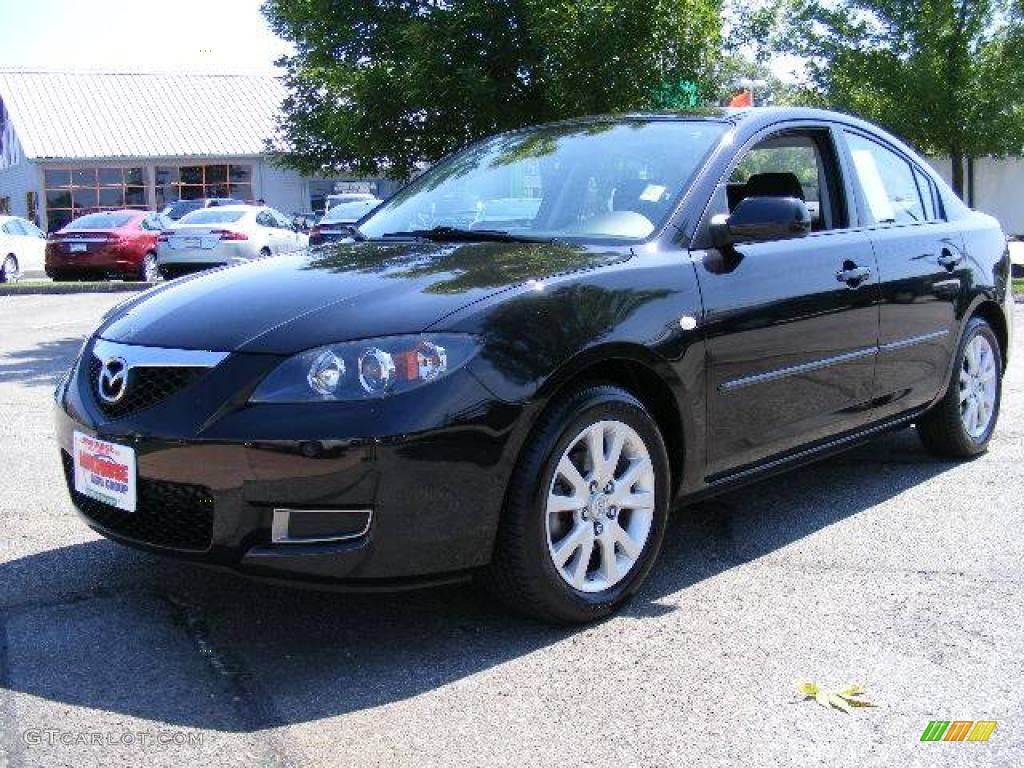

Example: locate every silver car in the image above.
[157,205,308,279]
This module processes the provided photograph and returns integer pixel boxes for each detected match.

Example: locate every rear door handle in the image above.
[937,248,963,270]
[836,263,872,287]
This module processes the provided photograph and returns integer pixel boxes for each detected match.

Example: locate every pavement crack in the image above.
[157,592,298,768]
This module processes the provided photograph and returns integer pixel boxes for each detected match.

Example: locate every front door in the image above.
[696,127,881,477]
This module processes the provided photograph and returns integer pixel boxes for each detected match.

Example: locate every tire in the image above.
[259,247,272,259]
[0,254,19,283]
[134,252,159,283]
[479,385,671,623]
[917,317,1003,458]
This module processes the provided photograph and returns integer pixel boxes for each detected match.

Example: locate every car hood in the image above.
[98,240,628,355]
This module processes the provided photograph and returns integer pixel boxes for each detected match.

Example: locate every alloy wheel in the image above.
[143,254,158,282]
[545,420,655,593]
[959,334,998,439]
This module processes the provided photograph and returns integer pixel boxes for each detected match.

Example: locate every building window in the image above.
[26,191,38,226]
[0,196,9,215]
[43,166,146,231]
[154,164,253,208]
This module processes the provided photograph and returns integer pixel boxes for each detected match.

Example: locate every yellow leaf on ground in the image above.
[797,681,819,698]
[828,693,852,714]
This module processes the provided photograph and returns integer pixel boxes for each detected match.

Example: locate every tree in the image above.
[752,0,1024,198]
[262,0,723,178]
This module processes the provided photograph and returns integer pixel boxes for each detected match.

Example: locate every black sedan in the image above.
[56,108,1013,623]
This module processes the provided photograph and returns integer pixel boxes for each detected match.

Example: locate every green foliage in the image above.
[262,0,724,177]
[753,0,1024,195]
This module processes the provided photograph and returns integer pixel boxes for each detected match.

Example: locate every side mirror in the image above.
[710,196,812,248]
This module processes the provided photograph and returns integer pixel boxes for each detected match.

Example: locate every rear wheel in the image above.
[918,317,1002,458]
[0,254,19,283]
[479,385,670,623]
[135,252,159,282]
[259,247,271,259]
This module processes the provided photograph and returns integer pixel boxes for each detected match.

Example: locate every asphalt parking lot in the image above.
[0,293,1021,768]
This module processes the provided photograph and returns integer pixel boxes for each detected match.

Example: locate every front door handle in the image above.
[937,248,963,270]
[836,263,872,287]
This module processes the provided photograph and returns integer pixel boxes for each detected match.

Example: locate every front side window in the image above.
[845,133,925,225]
[359,120,727,243]
[726,132,840,231]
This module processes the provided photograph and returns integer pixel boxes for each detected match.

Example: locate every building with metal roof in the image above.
[0,69,398,231]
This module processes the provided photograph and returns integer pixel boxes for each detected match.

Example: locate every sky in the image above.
[0,0,293,73]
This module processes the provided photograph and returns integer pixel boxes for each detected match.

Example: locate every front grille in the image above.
[62,451,214,551]
[87,356,204,418]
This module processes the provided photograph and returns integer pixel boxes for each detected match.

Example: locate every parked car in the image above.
[309,198,382,245]
[0,215,47,282]
[56,108,1012,623]
[325,192,377,212]
[161,198,245,222]
[45,210,165,282]
[290,211,319,233]
[156,205,308,279]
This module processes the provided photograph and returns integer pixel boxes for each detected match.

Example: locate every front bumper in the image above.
[56,337,524,587]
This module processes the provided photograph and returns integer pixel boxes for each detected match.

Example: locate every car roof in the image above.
[192,204,261,213]
[531,106,922,154]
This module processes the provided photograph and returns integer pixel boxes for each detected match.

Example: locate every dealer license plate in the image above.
[72,431,136,512]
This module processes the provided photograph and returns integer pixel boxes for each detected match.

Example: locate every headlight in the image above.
[250,334,478,403]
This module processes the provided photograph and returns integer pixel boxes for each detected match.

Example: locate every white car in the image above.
[325,192,377,212]
[157,205,308,279]
[0,215,47,282]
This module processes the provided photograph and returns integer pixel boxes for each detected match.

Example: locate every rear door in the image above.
[840,131,964,421]
[696,126,881,477]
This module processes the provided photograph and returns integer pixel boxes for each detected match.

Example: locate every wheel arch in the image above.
[970,299,1009,372]
[527,344,693,499]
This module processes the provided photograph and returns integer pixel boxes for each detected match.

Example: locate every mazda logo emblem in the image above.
[97,357,128,404]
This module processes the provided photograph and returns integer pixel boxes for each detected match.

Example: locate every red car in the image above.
[46,210,165,282]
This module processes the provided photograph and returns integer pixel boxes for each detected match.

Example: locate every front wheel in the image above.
[917,317,1003,458]
[479,385,670,623]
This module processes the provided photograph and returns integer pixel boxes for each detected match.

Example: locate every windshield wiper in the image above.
[378,226,558,244]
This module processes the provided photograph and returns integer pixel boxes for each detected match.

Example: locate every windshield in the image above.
[360,120,726,243]
[65,212,136,230]
[178,210,246,225]
[322,199,380,224]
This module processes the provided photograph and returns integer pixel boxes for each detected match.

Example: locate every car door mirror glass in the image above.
[711,196,811,248]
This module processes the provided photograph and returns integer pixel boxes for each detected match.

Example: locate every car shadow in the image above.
[0,336,83,388]
[0,428,959,731]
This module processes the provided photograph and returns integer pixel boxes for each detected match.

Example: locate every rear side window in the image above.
[844,132,925,225]
[179,210,245,225]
